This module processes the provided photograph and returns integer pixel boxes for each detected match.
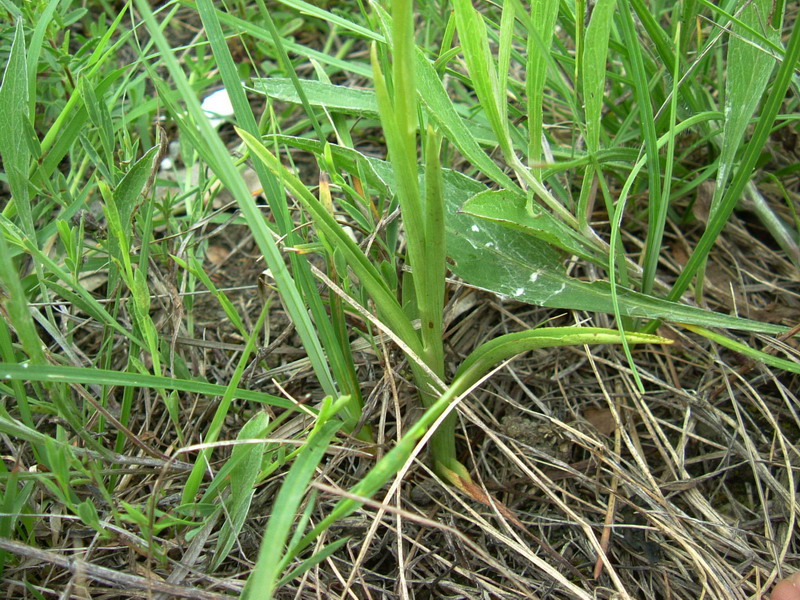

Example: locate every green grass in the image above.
[0,0,798,598]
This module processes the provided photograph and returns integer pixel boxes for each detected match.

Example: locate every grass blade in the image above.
[581,0,616,154]
[662,15,800,306]
[617,0,663,295]
[0,19,32,237]
[243,418,342,599]
[210,412,271,570]
[0,363,298,410]
[525,0,559,175]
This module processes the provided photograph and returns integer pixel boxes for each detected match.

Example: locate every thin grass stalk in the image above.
[617,0,663,296]
[373,1,464,481]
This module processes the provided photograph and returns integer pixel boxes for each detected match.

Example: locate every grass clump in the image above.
[0,1,798,599]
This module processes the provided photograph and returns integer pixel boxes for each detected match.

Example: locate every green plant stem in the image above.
[281,327,669,567]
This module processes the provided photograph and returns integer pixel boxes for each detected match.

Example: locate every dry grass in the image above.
[4,205,798,599]
[2,2,799,599]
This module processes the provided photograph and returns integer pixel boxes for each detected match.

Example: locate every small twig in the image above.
[68,381,171,462]
[0,537,232,600]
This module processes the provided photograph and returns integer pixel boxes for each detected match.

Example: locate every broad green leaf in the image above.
[265,131,792,342]
[461,190,606,266]
[447,192,791,336]
[253,77,378,117]
[115,144,161,236]
[211,412,270,570]
[265,134,792,337]
[714,0,781,211]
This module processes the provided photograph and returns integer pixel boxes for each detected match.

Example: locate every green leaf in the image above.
[0,231,45,375]
[252,55,516,191]
[115,144,161,237]
[243,418,342,599]
[582,0,616,153]
[451,0,512,160]
[271,0,383,42]
[461,190,606,266]
[252,77,378,117]
[447,194,790,336]
[714,0,781,209]
[211,412,270,570]
[0,20,32,237]
[258,134,794,338]
[0,363,298,410]
[76,499,104,534]
[525,0,559,170]
[414,48,518,191]
[454,327,669,384]
[617,0,663,295]
[79,76,115,174]
[680,324,800,374]
[274,537,350,588]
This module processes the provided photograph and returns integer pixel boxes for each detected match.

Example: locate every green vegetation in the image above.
[0,0,798,598]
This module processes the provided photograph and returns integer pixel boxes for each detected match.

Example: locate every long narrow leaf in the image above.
[663,17,800,306]
[0,363,297,410]
[243,418,342,599]
[0,20,32,237]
